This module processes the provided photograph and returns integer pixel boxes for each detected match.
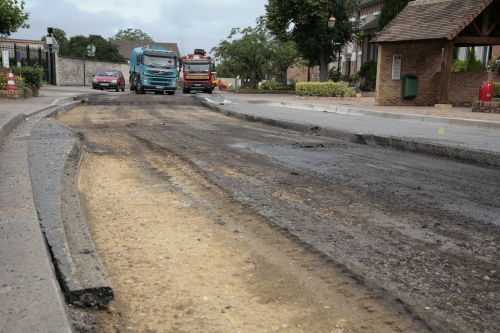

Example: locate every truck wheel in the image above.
[136,79,145,94]
[183,88,189,94]
[129,75,135,91]
[168,91,175,95]
[206,89,212,94]
[219,85,227,91]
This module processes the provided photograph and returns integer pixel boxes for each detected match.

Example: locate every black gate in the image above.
[0,43,56,85]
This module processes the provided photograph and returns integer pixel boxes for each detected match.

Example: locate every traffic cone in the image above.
[6,70,17,91]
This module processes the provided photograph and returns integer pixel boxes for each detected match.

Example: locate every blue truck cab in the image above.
[129,46,180,95]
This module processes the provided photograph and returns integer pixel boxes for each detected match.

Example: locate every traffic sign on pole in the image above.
[16,50,21,67]
[43,37,60,53]
[86,44,96,57]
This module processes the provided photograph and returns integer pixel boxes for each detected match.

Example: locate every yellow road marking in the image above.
[0,206,32,214]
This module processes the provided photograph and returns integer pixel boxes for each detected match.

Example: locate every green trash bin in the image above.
[402,74,418,99]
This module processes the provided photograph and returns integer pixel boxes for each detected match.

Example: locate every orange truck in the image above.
[181,49,214,94]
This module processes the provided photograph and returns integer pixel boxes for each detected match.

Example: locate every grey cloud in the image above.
[11,0,267,56]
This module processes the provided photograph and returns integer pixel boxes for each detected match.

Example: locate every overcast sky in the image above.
[10,0,268,56]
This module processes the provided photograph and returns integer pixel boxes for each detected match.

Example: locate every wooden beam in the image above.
[471,20,482,36]
[482,6,491,36]
[439,41,454,105]
[487,17,500,35]
[455,36,500,45]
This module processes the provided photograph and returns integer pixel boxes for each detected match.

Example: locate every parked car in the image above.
[92,69,125,92]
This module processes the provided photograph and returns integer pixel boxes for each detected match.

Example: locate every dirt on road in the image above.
[57,102,428,333]
[56,94,499,333]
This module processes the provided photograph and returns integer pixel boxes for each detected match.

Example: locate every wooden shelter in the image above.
[371,0,500,107]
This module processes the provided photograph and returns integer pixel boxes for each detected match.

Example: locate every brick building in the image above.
[371,0,500,107]
[357,0,383,67]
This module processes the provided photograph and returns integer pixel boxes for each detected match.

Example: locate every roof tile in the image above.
[372,0,491,43]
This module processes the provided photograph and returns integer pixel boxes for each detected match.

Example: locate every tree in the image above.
[212,17,269,89]
[378,0,411,31]
[0,0,30,36]
[266,0,357,82]
[64,35,125,62]
[268,40,298,84]
[111,28,152,42]
[213,59,239,78]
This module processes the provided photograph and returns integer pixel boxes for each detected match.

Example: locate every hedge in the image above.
[494,82,500,98]
[296,82,356,97]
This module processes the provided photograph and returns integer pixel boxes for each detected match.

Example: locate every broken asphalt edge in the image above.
[198,97,500,168]
[0,97,113,331]
[30,102,114,307]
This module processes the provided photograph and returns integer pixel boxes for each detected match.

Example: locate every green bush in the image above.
[11,64,45,88]
[488,57,500,74]
[296,82,356,97]
[452,59,485,72]
[451,59,467,72]
[452,48,486,72]
[261,81,295,91]
[493,82,500,98]
[360,60,377,84]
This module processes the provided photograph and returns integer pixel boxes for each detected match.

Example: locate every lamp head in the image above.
[328,16,336,28]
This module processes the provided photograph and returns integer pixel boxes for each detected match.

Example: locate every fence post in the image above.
[45,52,49,84]
[13,43,17,67]
[27,45,31,66]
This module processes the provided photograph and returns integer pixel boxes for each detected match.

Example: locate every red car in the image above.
[92,69,125,92]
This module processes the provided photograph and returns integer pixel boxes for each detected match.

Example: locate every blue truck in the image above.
[129,45,180,95]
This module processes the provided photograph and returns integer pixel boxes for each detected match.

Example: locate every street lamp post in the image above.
[328,16,341,81]
[328,16,336,28]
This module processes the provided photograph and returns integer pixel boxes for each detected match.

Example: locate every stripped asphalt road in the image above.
[60,92,499,332]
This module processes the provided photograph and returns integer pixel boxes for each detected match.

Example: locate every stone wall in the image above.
[376,42,500,107]
[0,89,33,100]
[56,56,129,86]
[472,100,500,113]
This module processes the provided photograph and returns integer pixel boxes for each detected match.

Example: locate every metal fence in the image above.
[0,43,55,84]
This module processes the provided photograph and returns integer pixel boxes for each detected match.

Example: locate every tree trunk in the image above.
[307,66,310,82]
[250,68,257,89]
[319,48,328,82]
[240,69,245,88]
[282,67,288,85]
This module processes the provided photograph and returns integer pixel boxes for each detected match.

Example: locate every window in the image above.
[184,62,211,72]
[370,43,378,61]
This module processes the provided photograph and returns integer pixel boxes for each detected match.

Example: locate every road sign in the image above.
[43,36,60,53]
[16,50,21,67]
[87,44,96,57]
[2,51,9,68]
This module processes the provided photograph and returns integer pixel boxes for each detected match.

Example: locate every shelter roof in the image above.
[360,16,380,31]
[372,0,495,43]
[110,40,180,59]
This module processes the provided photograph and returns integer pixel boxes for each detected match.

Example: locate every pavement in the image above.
[201,91,500,166]
[1,85,500,332]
